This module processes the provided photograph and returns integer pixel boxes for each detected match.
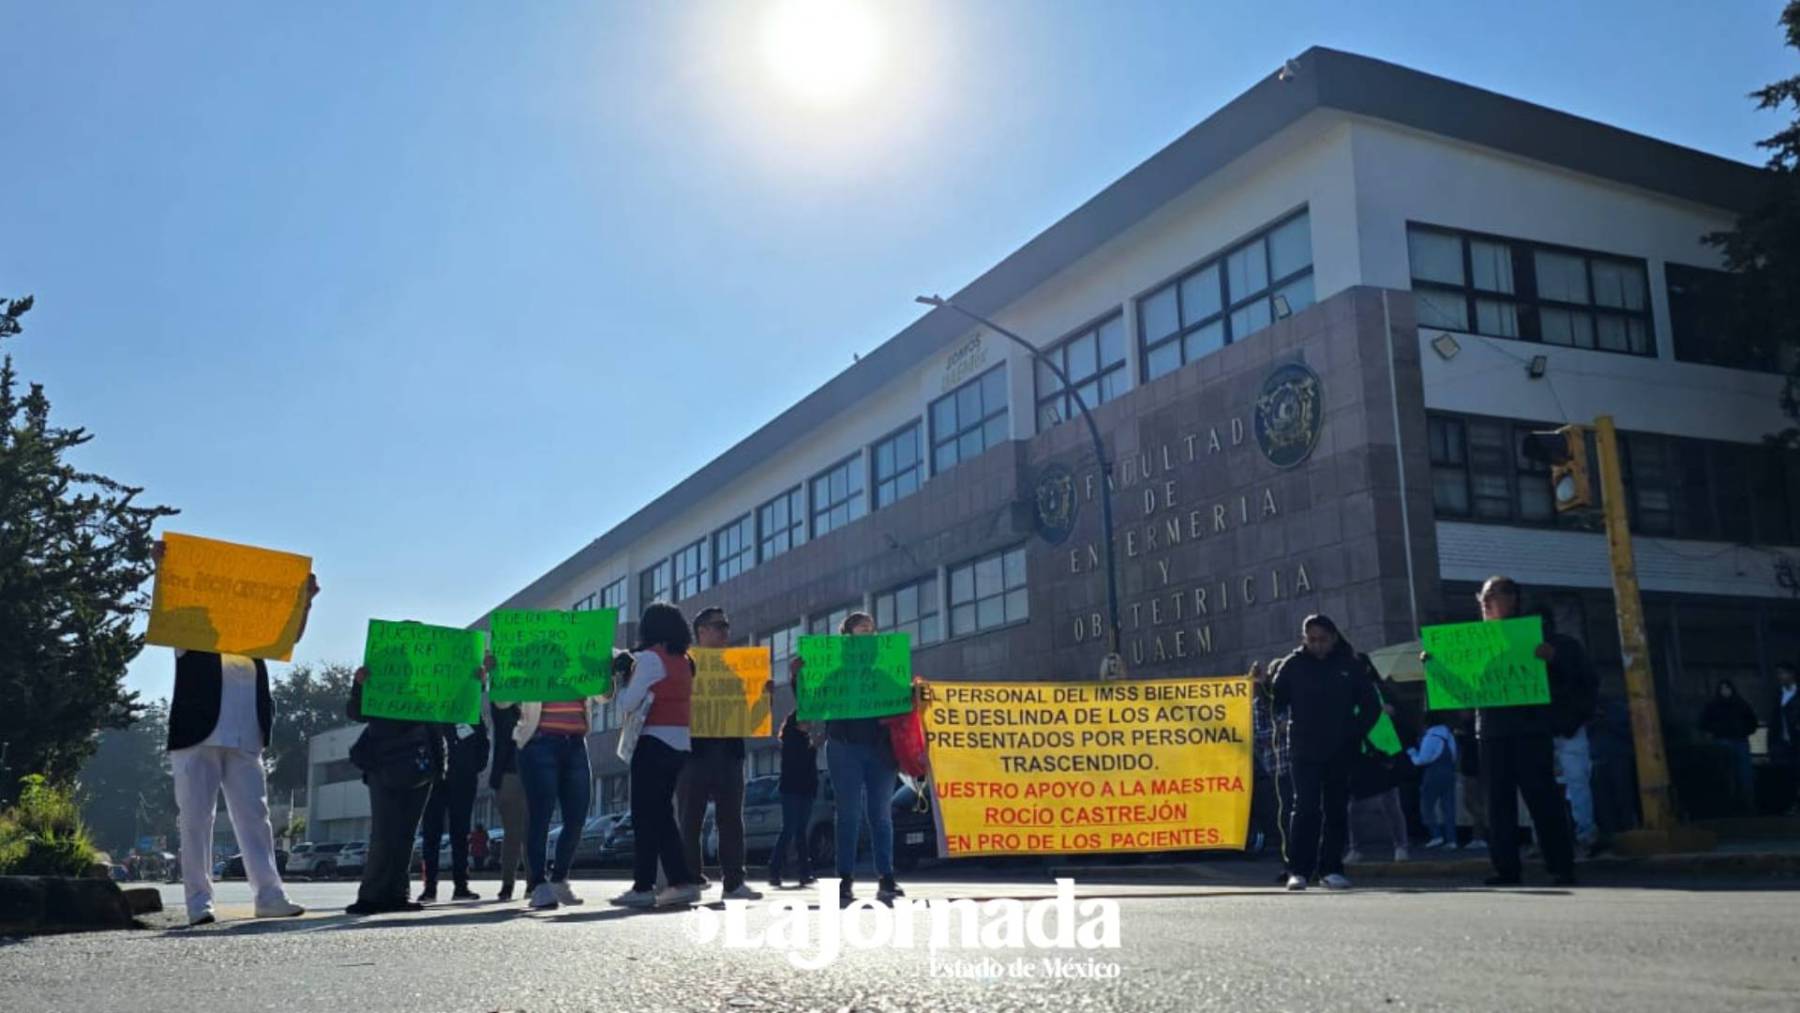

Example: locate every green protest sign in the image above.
[1367,711,1403,756]
[795,633,913,721]
[489,608,616,703]
[360,620,486,724]
[1421,616,1550,710]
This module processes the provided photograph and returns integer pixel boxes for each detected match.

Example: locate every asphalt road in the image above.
[4,875,1797,1012]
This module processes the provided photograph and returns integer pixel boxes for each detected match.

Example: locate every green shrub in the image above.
[0,775,101,876]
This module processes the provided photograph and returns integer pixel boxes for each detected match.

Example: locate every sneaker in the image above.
[1284,874,1307,891]
[1423,837,1446,850]
[528,883,560,910]
[768,876,785,890]
[611,888,657,908]
[497,883,515,902]
[876,876,904,902]
[655,884,702,907]
[1342,849,1365,864]
[722,883,763,901]
[1393,847,1410,862]
[798,875,817,887]
[344,901,381,916]
[838,879,856,909]
[395,901,424,912]
[416,887,437,904]
[254,898,306,919]
[1484,874,1521,887]
[1466,838,1488,851]
[188,907,217,926]
[552,880,584,906]
[1321,873,1352,890]
[452,887,480,901]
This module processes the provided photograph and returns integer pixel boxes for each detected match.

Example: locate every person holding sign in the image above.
[789,612,906,909]
[417,718,490,903]
[152,540,317,926]
[1428,577,1577,887]
[1265,614,1379,892]
[678,607,763,902]
[611,603,705,909]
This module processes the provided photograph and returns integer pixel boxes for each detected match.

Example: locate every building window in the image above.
[1138,211,1314,381]
[1406,224,1653,356]
[871,421,923,508]
[757,486,807,562]
[638,558,670,607]
[948,546,1028,637]
[758,621,802,667]
[712,514,755,585]
[808,603,859,637]
[930,363,1009,474]
[1427,416,1470,517]
[1666,263,1799,374]
[571,593,596,611]
[874,575,942,646]
[810,454,867,537]
[671,539,708,600]
[1426,414,1561,526]
[1034,315,1129,430]
[599,576,627,611]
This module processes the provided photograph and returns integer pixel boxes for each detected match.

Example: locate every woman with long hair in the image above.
[610,602,704,909]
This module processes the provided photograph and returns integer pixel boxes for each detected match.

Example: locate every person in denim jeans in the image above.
[791,611,904,908]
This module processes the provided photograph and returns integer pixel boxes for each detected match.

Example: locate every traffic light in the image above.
[1521,425,1592,512]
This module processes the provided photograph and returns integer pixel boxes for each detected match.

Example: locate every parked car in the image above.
[221,849,290,879]
[891,780,936,872]
[288,841,350,878]
[598,814,634,866]
[570,814,620,869]
[479,827,505,871]
[335,841,368,878]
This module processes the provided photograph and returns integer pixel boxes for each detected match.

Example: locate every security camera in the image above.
[1277,59,1300,82]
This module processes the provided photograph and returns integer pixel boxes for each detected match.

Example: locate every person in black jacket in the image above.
[769,710,821,889]
[1770,664,1800,815]
[1699,680,1760,814]
[343,658,481,916]
[417,718,491,902]
[1453,576,1577,886]
[488,700,528,901]
[1266,614,1379,891]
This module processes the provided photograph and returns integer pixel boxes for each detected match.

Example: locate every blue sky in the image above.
[2,1,1792,702]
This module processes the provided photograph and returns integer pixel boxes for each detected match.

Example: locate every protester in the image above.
[1433,577,1576,886]
[469,823,490,876]
[487,700,528,901]
[154,540,312,926]
[1698,679,1760,814]
[1247,665,1282,859]
[790,612,905,908]
[1772,664,1800,815]
[1409,714,1460,848]
[501,651,619,911]
[344,656,471,916]
[1346,687,1412,864]
[1588,695,1638,838]
[417,717,490,902]
[1453,714,1487,849]
[677,607,763,901]
[1543,609,1600,853]
[1267,614,1379,891]
[611,603,704,909]
[768,709,821,889]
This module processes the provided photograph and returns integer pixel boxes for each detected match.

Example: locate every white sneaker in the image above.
[1322,873,1353,890]
[254,898,305,919]
[528,883,560,910]
[611,889,656,908]
[655,884,702,908]
[1342,849,1365,864]
[188,906,217,926]
[721,883,763,902]
[1467,837,1488,850]
[552,880,584,906]
[1284,874,1307,891]
[1393,847,1410,862]
[1423,837,1446,849]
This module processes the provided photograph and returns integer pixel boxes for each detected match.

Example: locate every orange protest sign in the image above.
[690,647,774,737]
[145,532,312,661]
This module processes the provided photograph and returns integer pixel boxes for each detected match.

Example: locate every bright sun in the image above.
[760,0,884,107]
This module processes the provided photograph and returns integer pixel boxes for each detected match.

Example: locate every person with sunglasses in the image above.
[677,606,763,901]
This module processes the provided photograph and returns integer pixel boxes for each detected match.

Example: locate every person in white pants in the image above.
[158,541,317,926]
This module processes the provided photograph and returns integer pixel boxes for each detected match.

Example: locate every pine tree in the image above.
[0,296,177,803]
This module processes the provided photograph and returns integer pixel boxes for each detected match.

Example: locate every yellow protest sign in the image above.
[145,532,313,661]
[690,647,773,738]
[922,677,1252,857]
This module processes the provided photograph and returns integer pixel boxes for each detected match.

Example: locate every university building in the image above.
[474,47,1799,816]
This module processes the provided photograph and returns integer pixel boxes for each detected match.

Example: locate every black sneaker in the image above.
[416,885,438,903]
[877,876,904,902]
[451,887,480,901]
[1484,874,1522,887]
[496,883,514,902]
[838,879,855,909]
[396,901,424,912]
[769,876,784,890]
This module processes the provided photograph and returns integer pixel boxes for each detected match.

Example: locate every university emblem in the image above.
[1033,463,1078,545]
[1253,363,1324,468]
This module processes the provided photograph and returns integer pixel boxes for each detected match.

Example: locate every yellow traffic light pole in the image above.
[1591,416,1712,852]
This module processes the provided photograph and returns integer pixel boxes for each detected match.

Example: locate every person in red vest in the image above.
[610,602,704,909]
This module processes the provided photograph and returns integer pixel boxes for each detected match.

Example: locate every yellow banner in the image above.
[690,647,773,738]
[922,677,1252,857]
[145,532,313,661]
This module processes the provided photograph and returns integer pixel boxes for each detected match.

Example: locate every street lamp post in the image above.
[915,295,1125,680]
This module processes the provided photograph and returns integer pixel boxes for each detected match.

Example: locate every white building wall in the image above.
[306,724,368,841]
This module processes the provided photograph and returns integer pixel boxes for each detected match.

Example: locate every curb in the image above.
[0,875,137,936]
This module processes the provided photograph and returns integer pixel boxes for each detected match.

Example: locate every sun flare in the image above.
[760,0,885,107]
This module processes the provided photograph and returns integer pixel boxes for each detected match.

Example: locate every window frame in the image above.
[807,602,861,638]
[711,513,756,585]
[873,573,943,647]
[1033,312,1129,430]
[757,620,803,667]
[598,576,627,611]
[638,558,671,607]
[929,362,1010,475]
[947,545,1029,638]
[1406,222,1655,358]
[671,538,709,601]
[809,453,868,538]
[871,420,924,508]
[757,485,807,562]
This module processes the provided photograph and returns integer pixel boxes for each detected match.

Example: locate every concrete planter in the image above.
[0,875,137,936]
